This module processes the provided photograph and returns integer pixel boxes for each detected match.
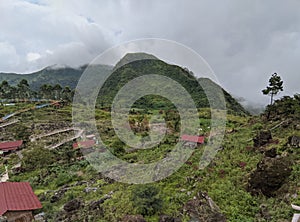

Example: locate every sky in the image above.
[0,0,299,105]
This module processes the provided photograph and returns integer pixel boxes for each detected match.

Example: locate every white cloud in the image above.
[0,42,20,69]
[27,52,41,62]
[0,0,111,72]
[0,0,299,103]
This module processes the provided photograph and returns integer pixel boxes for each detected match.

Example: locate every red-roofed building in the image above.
[0,140,23,155]
[73,140,95,149]
[0,182,42,221]
[181,135,205,144]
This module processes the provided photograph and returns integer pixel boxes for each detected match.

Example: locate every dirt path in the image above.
[30,127,81,142]
[0,119,19,128]
[47,129,84,150]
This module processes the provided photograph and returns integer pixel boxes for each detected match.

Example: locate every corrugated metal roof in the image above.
[73,140,95,149]
[0,140,23,151]
[181,135,205,144]
[0,182,42,216]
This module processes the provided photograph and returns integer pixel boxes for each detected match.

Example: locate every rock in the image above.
[74,180,88,186]
[294,124,300,130]
[34,212,46,222]
[63,199,82,212]
[159,215,181,222]
[0,216,8,221]
[121,215,146,222]
[84,187,98,193]
[264,148,277,158]
[248,156,292,197]
[259,204,271,221]
[183,192,226,222]
[287,135,300,147]
[88,195,111,210]
[38,193,47,202]
[50,187,69,203]
[98,173,115,184]
[253,130,272,148]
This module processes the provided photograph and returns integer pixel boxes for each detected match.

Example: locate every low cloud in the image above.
[0,0,299,103]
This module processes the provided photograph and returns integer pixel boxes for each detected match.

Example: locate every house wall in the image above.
[4,211,34,222]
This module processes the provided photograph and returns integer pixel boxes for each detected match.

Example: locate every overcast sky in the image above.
[0,0,299,104]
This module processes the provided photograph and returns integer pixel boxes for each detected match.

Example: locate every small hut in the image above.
[0,182,42,222]
[0,140,23,156]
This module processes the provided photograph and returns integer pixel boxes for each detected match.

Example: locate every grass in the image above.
[0,104,299,221]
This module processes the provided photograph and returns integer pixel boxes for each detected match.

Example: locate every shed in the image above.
[181,135,205,144]
[0,182,42,222]
[73,140,95,149]
[0,140,23,155]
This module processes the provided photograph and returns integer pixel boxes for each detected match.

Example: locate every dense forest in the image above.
[0,79,74,102]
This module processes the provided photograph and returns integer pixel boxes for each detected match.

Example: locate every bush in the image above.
[23,146,55,171]
[131,184,163,216]
[111,139,126,155]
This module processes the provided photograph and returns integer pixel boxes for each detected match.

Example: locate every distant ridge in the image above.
[0,52,248,114]
[0,64,112,90]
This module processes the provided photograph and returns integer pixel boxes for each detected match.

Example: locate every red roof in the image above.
[0,182,42,215]
[0,140,23,151]
[181,135,205,144]
[73,140,95,149]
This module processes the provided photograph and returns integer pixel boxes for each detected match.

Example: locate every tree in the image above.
[53,84,62,100]
[17,79,32,100]
[262,73,283,105]
[39,84,53,99]
[62,86,73,102]
[0,80,16,100]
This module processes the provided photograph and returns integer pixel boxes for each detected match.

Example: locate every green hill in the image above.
[99,54,248,115]
[1,97,299,221]
[0,53,248,115]
[0,64,112,90]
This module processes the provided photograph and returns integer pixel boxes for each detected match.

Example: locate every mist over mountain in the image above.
[234,96,265,115]
[0,64,112,91]
[0,53,248,114]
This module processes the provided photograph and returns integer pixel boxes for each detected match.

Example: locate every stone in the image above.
[159,215,181,222]
[259,204,271,221]
[88,195,111,210]
[121,215,146,222]
[50,188,69,203]
[34,212,46,222]
[253,130,272,148]
[183,192,226,222]
[294,124,300,130]
[287,135,300,147]
[63,199,82,212]
[84,187,98,193]
[264,148,277,158]
[248,156,292,197]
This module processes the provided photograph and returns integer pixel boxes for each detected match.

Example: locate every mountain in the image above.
[0,64,112,90]
[0,53,248,114]
[113,52,158,71]
[99,54,248,115]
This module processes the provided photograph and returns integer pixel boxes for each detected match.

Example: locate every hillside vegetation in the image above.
[0,54,299,221]
[0,93,299,221]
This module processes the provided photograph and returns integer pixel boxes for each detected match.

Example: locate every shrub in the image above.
[23,146,55,171]
[131,184,163,216]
